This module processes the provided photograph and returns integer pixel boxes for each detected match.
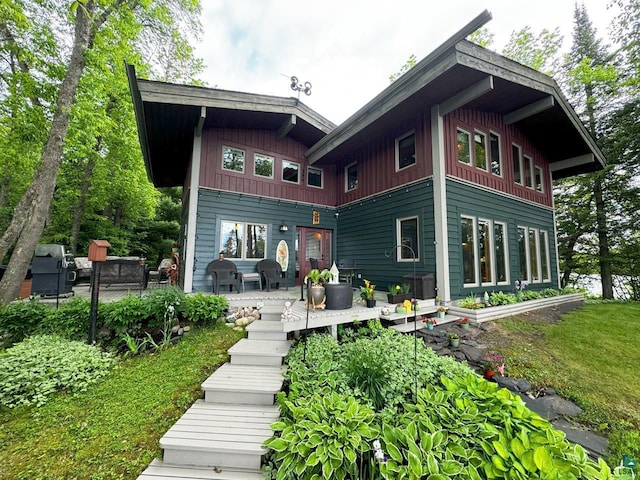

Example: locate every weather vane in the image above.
[290,76,311,98]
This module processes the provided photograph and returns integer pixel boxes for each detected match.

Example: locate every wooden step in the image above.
[389,320,428,333]
[202,363,285,405]
[138,459,263,480]
[228,339,291,366]
[245,320,287,341]
[255,305,287,322]
[160,401,279,470]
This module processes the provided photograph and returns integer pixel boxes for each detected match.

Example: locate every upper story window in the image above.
[222,146,245,173]
[474,131,488,171]
[523,156,533,188]
[512,144,522,185]
[345,162,358,191]
[457,129,471,165]
[254,153,274,178]
[282,160,300,184]
[396,131,416,171]
[490,132,501,176]
[396,216,419,261]
[307,166,323,188]
[534,166,544,192]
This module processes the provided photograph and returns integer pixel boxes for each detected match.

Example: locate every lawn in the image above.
[479,301,640,466]
[0,324,244,480]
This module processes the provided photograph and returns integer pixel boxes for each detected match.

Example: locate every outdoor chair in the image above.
[257,258,288,291]
[207,259,240,294]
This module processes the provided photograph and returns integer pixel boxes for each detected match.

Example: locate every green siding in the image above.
[335,180,436,292]
[192,189,337,292]
[446,178,558,299]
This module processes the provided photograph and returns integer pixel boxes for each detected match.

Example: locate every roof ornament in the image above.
[290,76,312,98]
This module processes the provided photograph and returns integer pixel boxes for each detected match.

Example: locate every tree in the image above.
[502,26,564,75]
[0,0,202,303]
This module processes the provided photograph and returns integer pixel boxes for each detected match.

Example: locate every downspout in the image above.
[431,105,451,302]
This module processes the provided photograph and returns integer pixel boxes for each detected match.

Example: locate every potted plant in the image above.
[305,268,333,307]
[360,279,376,307]
[482,353,505,380]
[457,317,470,330]
[423,317,437,330]
[437,305,447,319]
[387,283,411,303]
[448,332,460,348]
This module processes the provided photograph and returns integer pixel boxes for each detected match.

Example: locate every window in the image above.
[541,230,551,282]
[220,221,267,260]
[222,146,245,173]
[494,222,508,284]
[517,226,529,281]
[478,219,493,284]
[254,153,274,178]
[457,129,471,165]
[282,160,300,183]
[524,156,533,188]
[345,162,358,191]
[517,226,551,284]
[534,166,544,192]
[490,132,501,176]
[396,131,416,170]
[307,166,323,188]
[512,144,522,184]
[461,216,477,286]
[474,131,488,171]
[397,216,419,261]
[529,228,539,281]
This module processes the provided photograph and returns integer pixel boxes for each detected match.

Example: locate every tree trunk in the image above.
[0,2,95,303]
[594,175,614,298]
[69,153,97,254]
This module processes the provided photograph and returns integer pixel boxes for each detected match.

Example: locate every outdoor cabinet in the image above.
[88,240,111,262]
[402,273,436,300]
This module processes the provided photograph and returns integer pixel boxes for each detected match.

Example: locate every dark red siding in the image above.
[200,128,337,205]
[445,109,553,208]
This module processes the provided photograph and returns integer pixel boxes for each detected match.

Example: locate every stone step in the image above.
[202,363,285,405]
[228,339,291,366]
[160,401,279,470]
[138,459,263,480]
[245,320,287,341]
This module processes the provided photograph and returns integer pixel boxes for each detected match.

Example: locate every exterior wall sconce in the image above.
[279,222,289,233]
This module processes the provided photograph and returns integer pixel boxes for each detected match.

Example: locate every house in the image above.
[127,11,604,302]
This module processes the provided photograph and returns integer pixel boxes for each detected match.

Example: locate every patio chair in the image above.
[257,258,288,292]
[207,259,240,294]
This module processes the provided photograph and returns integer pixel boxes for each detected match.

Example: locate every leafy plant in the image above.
[304,268,332,286]
[458,294,485,309]
[387,283,410,295]
[40,296,91,340]
[121,332,148,356]
[183,292,228,324]
[490,290,518,306]
[343,341,389,411]
[0,299,49,346]
[360,279,376,300]
[100,294,149,337]
[264,392,379,479]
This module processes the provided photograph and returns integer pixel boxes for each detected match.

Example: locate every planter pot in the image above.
[325,283,353,310]
[395,306,407,314]
[449,338,460,348]
[387,293,411,304]
[309,285,325,308]
[461,323,469,330]
[437,312,445,319]
[427,324,434,330]
[484,370,495,380]
[366,298,376,308]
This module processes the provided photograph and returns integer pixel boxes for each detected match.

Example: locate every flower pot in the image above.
[395,306,407,314]
[461,323,469,330]
[309,285,325,307]
[449,338,460,348]
[484,370,495,380]
[437,312,445,319]
[387,293,411,304]
[366,298,376,308]
[427,324,434,330]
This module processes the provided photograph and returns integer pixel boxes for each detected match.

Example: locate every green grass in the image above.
[0,324,244,480]
[483,302,640,467]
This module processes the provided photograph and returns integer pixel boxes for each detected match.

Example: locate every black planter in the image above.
[387,293,412,304]
[325,283,353,310]
[365,298,376,308]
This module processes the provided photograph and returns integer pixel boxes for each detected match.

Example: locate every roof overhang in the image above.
[126,64,336,187]
[305,11,605,179]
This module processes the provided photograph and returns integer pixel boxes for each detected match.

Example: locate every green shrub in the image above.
[143,287,187,327]
[0,335,115,407]
[100,294,149,337]
[489,291,518,306]
[40,297,92,340]
[0,299,49,346]
[521,289,543,301]
[264,392,379,479]
[183,292,228,324]
[343,341,389,411]
[541,288,560,298]
[458,294,485,309]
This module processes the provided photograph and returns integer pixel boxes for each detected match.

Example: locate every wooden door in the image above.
[296,227,332,285]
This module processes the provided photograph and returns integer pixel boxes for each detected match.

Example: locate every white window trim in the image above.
[395,130,416,172]
[307,166,324,189]
[253,152,274,179]
[282,159,300,184]
[221,145,246,173]
[219,220,268,261]
[457,128,472,165]
[517,225,530,282]
[478,218,495,287]
[534,165,544,192]
[396,216,420,263]
[494,221,510,286]
[345,161,358,192]
[462,215,479,288]
[529,227,541,283]
[524,155,534,189]
[512,143,523,185]
[474,130,489,172]
[541,230,551,282]
[490,131,503,178]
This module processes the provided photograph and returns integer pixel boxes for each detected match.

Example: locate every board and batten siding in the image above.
[444,108,553,208]
[334,113,433,206]
[335,179,436,292]
[446,178,557,299]
[191,188,337,293]
[199,128,337,206]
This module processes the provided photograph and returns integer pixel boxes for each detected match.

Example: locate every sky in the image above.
[194,1,619,125]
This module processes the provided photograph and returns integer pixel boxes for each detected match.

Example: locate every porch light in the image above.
[279,222,289,233]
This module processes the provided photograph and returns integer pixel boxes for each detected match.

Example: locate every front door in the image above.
[296,227,332,285]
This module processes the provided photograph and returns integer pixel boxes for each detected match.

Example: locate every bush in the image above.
[0,299,49,347]
[0,335,115,407]
[40,297,91,340]
[143,287,187,327]
[458,294,485,309]
[183,292,228,324]
[100,294,149,337]
[489,291,518,306]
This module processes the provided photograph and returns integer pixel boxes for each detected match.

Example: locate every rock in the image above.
[459,344,487,363]
[454,351,467,362]
[495,375,531,393]
[539,395,583,416]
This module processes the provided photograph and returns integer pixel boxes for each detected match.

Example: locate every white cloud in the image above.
[195,0,618,124]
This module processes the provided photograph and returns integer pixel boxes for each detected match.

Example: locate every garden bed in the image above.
[448,293,585,323]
